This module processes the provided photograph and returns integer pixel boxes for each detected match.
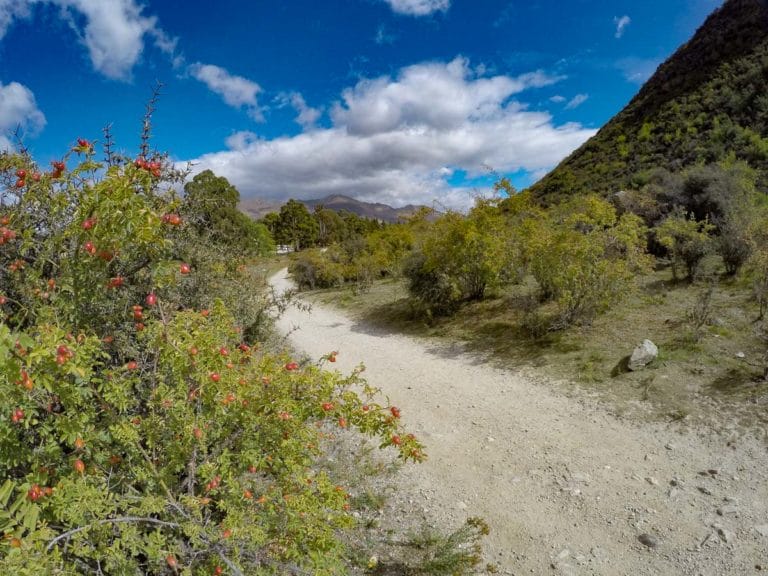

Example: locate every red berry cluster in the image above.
[11,408,24,423]
[134,157,162,177]
[27,484,52,502]
[56,344,73,365]
[161,213,182,226]
[51,161,65,179]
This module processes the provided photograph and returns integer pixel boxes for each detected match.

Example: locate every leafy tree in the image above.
[182,170,275,256]
[273,199,319,251]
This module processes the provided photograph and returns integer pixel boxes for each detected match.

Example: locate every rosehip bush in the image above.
[0,144,423,574]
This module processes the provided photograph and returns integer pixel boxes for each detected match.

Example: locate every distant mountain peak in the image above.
[239,194,425,223]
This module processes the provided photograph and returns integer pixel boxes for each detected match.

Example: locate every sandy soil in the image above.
[270,269,768,575]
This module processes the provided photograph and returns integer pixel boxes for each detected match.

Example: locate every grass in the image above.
[302,264,768,431]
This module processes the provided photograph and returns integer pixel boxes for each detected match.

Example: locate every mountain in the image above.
[530,0,768,202]
[239,194,424,223]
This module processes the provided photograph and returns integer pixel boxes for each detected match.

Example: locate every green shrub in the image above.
[0,145,424,574]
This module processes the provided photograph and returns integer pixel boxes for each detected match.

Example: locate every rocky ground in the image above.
[271,269,768,575]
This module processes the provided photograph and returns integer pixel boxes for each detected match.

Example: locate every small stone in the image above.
[556,548,570,561]
[645,476,659,486]
[638,533,659,548]
[708,469,720,476]
[664,443,675,450]
[716,505,738,516]
[628,340,658,371]
[456,501,467,510]
[735,352,746,359]
[698,486,714,496]
[571,472,591,484]
[714,524,735,543]
[755,525,768,538]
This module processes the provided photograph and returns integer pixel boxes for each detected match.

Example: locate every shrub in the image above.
[655,209,714,281]
[0,144,423,574]
[403,200,514,316]
[521,196,650,328]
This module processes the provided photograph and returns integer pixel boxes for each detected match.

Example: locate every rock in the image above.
[645,476,659,486]
[638,533,659,548]
[698,486,714,496]
[755,525,768,538]
[735,352,746,359]
[571,472,591,484]
[628,340,658,371]
[714,523,735,543]
[717,505,738,516]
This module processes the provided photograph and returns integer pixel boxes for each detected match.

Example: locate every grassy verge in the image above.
[302,267,768,433]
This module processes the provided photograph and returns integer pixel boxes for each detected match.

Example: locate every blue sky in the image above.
[0,0,723,208]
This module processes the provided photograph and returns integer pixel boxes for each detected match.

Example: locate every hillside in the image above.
[239,194,424,223]
[531,0,768,202]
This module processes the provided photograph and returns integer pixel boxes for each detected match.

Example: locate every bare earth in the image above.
[270,270,768,575]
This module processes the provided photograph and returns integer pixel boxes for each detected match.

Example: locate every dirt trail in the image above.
[270,269,768,575]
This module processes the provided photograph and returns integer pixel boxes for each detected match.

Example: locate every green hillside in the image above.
[531,0,768,202]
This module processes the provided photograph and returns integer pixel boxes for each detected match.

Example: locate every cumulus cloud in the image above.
[565,93,588,109]
[277,92,322,131]
[189,63,264,122]
[0,0,176,80]
[185,57,595,210]
[614,15,631,38]
[549,95,566,103]
[383,0,450,16]
[0,81,46,150]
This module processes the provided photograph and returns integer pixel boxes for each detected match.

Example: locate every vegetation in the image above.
[183,170,274,257]
[0,138,429,574]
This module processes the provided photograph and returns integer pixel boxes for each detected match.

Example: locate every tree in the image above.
[274,200,318,251]
[182,170,275,256]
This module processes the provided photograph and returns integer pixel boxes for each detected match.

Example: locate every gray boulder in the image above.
[628,339,658,371]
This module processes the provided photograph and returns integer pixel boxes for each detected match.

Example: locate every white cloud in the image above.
[189,63,264,122]
[185,57,595,210]
[0,0,32,39]
[614,15,631,39]
[383,0,450,16]
[549,95,566,103]
[277,92,322,131]
[565,93,588,109]
[0,81,46,151]
[0,0,177,80]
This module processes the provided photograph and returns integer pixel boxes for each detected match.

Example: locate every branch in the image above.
[47,516,180,551]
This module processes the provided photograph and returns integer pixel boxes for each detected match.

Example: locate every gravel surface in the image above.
[271,269,768,575]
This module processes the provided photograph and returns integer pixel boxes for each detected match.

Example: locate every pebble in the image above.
[735,352,746,359]
[713,523,735,543]
[755,525,768,538]
[716,505,738,516]
[645,476,659,486]
[698,486,714,496]
[638,533,659,548]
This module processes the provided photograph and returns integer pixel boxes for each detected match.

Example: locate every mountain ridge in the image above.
[530,0,768,202]
[239,194,425,223]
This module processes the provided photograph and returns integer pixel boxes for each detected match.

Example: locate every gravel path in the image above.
[271,269,768,575]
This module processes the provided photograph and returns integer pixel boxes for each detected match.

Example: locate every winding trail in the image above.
[270,269,767,575]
